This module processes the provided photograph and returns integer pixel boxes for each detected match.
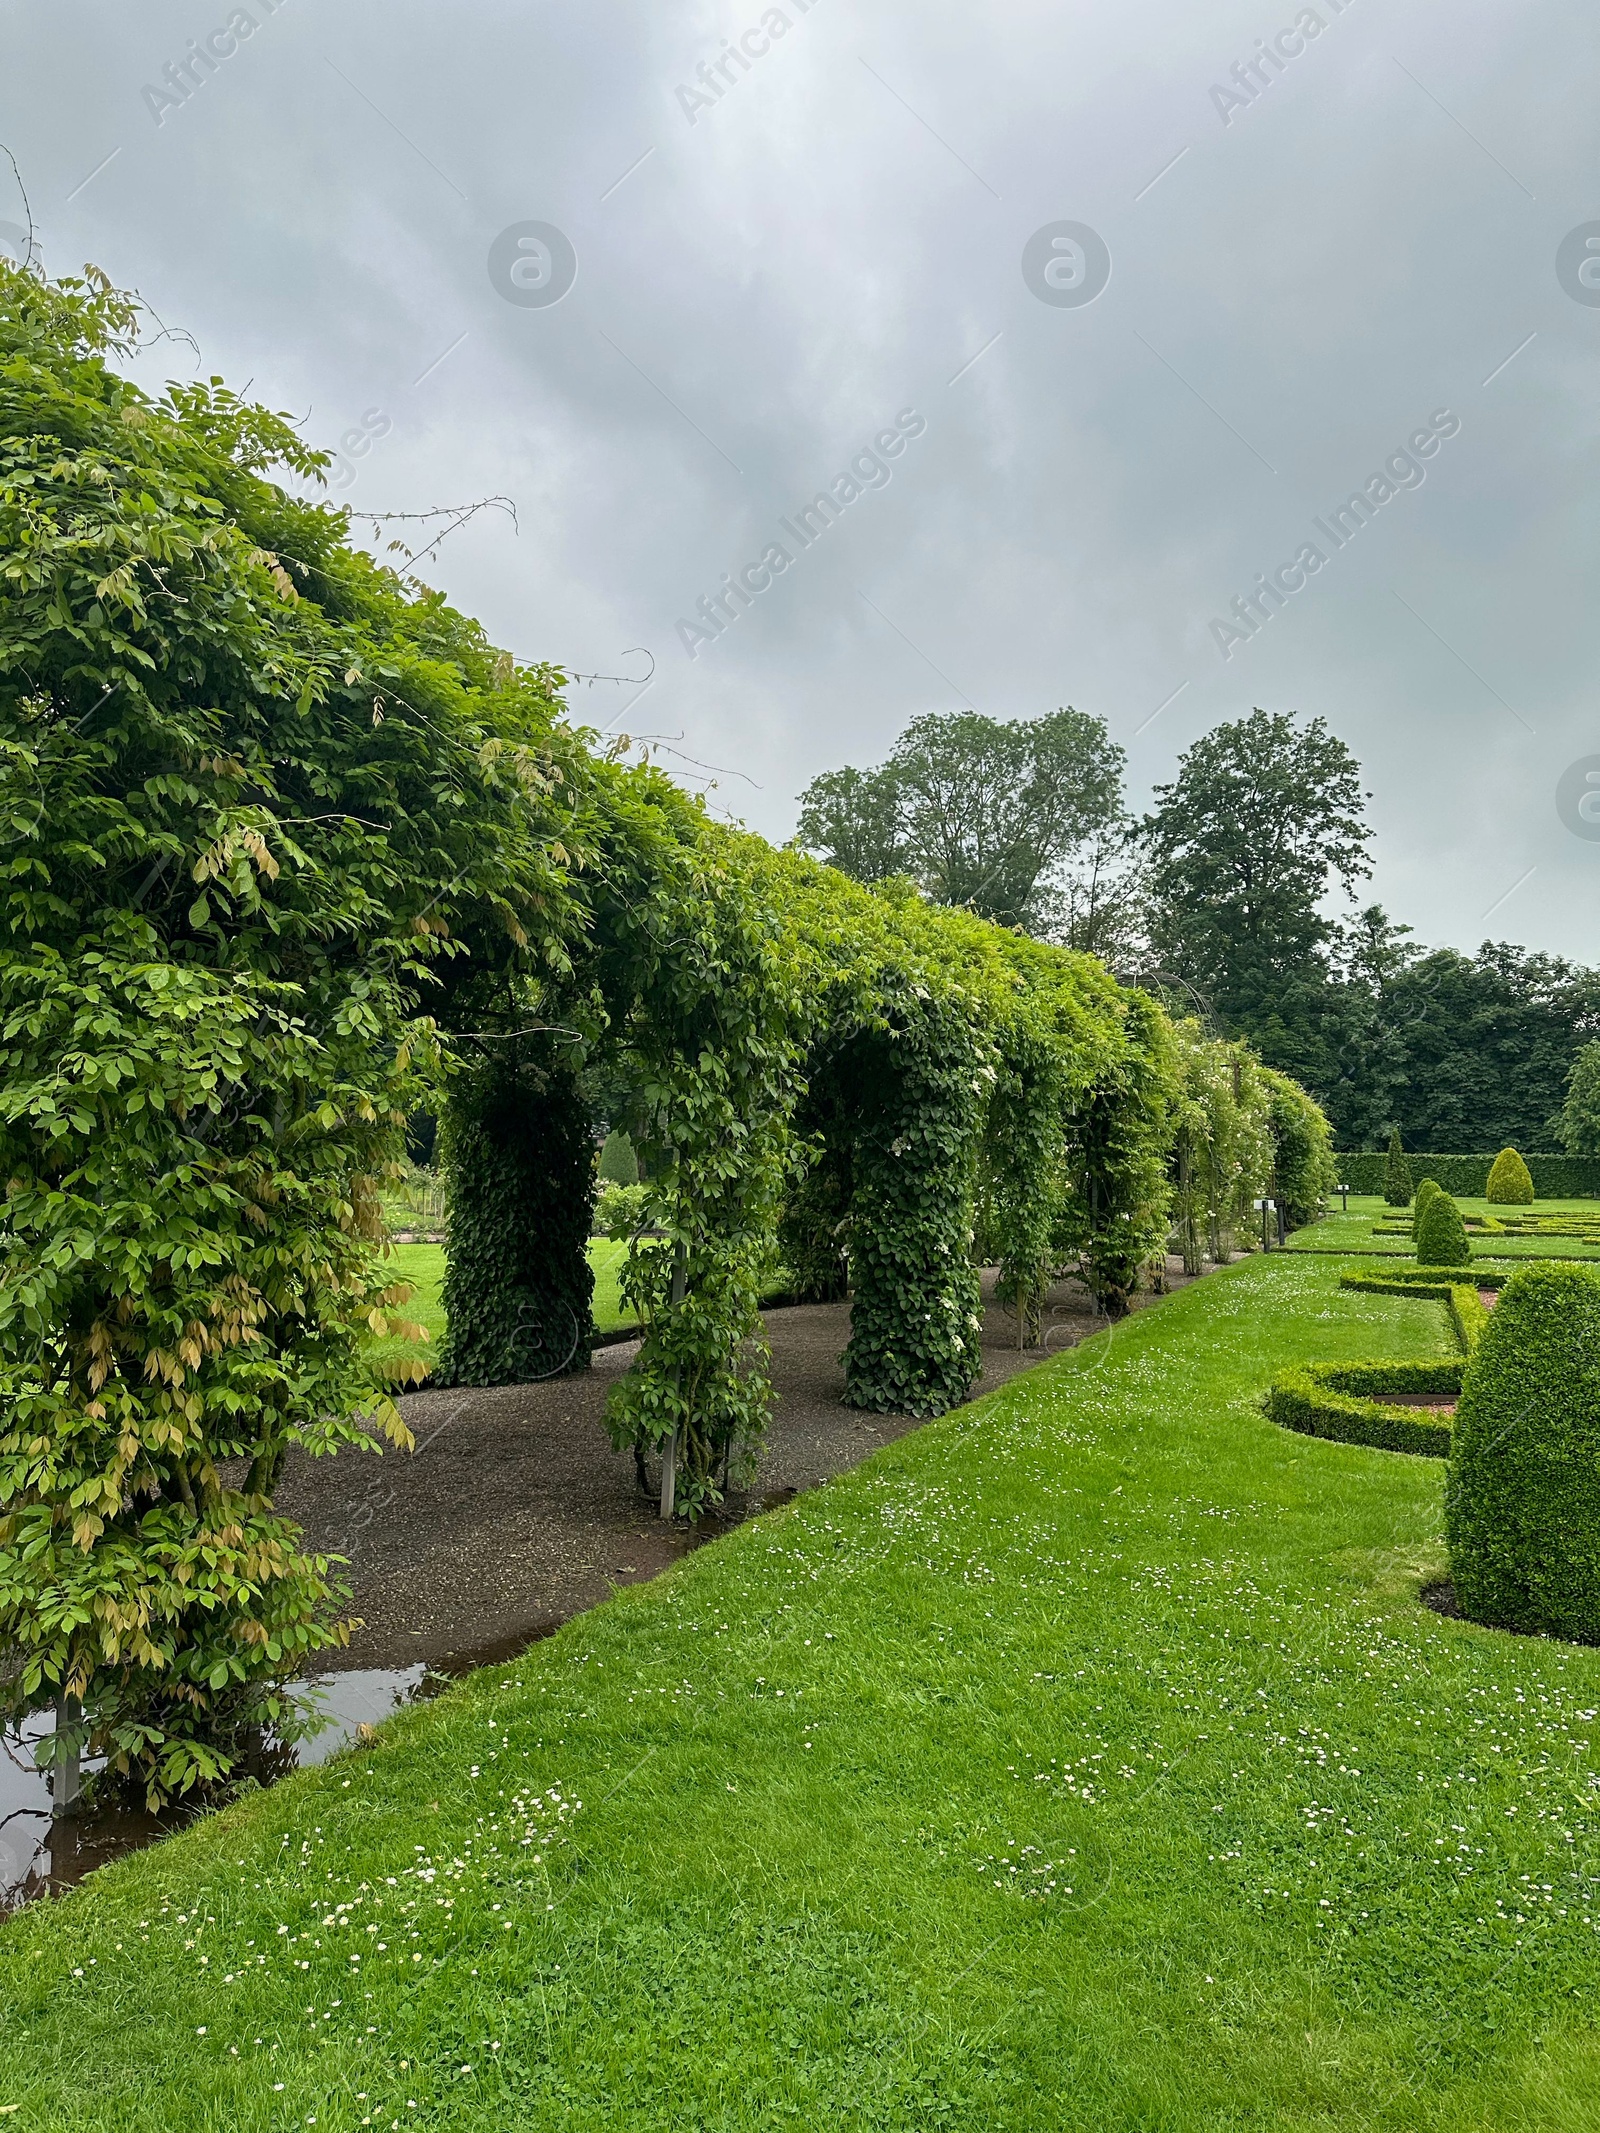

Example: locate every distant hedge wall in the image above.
[1335,1153,1600,1198]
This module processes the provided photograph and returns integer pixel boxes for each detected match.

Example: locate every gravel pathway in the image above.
[276,1264,1193,1672]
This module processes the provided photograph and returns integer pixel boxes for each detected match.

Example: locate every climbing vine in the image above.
[0,262,584,1801]
[778,1074,854,1305]
[985,1020,1067,1347]
[828,990,989,1415]
[1262,1066,1340,1230]
[1168,1023,1275,1272]
[0,260,1344,1813]
[1058,991,1178,1314]
[600,826,802,1518]
[435,1043,596,1385]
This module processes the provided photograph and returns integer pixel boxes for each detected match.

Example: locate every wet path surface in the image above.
[2,1266,1180,1912]
[275,1269,1136,1672]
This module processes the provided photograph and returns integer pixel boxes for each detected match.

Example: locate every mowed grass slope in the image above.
[365,1241,637,1381]
[7,1258,1600,2129]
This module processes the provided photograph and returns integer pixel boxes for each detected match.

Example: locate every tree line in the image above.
[798,705,1599,1152]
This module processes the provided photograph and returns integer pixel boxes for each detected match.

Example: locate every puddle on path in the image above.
[0,1484,800,1919]
[0,1665,436,1919]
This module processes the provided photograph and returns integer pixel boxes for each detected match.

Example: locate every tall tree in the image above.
[792,762,904,884]
[1054,824,1151,967]
[797,707,1124,934]
[1140,709,1372,1089]
[1556,1042,1600,1156]
[1318,905,1421,1149]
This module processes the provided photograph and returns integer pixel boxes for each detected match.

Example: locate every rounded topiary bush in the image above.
[1447,1263,1600,1640]
[1411,1175,1441,1235]
[594,1178,648,1241]
[1416,1189,1470,1266]
[1485,1146,1535,1205]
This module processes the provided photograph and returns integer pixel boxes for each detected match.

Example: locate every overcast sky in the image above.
[3,0,1596,959]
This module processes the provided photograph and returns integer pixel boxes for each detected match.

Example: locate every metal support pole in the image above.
[659,1239,688,1520]
[52,1694,81,1817]
[658,1432,676,1520]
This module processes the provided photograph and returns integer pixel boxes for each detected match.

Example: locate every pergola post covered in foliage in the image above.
[982,943,1127,1346]
[601,829,801,1520]
[834,990,988,1415]
[434,1042,596,1385]
[1167,1025,1274,1274]
[0,262,588,1802]
[1262,1068,1339,1230]
[1060,992,1177,1316]
[985,1020,1064,1348]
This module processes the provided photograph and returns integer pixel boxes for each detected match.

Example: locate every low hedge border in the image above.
[1264,1272,1488,1460]
[1338,1269,1495,1352]
[1473,1218,1600,1239]
[1265,1360,1459,1459]
[1336,1264,1502,1291]
[1335,1153,1600,1198]
[1374,1216,1600,1239]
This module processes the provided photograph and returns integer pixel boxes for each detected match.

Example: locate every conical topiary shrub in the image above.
[1485,1146,1535,1205]
[1411,1175,1441,1236]
[1383,1127,1412,1207]
[1416,1190,1470,1266]
[1447,1263,1600,1640]
[597,1129,639,1184]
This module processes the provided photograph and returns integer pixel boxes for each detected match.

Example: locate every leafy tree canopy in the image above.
[1141,708,1372,1026]
[1557,1042,1600,1158]
[1131,713,1600,1152]
[796,707,1124,934]
[1375,944,1600,1152]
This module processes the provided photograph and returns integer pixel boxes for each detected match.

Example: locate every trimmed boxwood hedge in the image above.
[1338,1269,1494,1351]
[1266,1272,1490,1459]
[1412,1175,1441,1233]
[1447,1263,1600,1641]
[1266,1359,1458,1458]
[1417,1190,1471,1267]
[1335,1152,1600,1198]
[1341,1266,1503,1292]
[1383,1128,1413,1208]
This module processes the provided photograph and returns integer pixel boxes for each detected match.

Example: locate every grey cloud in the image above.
[0,0,1594,949]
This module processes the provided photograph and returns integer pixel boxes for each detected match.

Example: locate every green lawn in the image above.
[1288,1194,1600,1260]
[366,1240,638,1380]
[7,1255,1600,2128]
